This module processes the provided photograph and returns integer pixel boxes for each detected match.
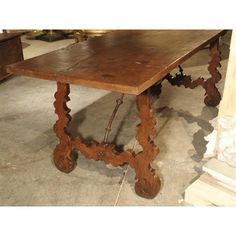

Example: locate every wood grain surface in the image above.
[0,33,22,43]
[7,30,226,94]
[0,33,24,80]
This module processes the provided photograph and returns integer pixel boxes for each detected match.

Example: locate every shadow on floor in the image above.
[156,105,218,162]
[47,89,219,189]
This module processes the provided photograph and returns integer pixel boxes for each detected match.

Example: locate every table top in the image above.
[7,30,226,95]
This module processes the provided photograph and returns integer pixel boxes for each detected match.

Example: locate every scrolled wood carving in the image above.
[133,91,161,199]
[53,82,160,199]
[72,91,161,199]
[164,39,222,107]
[204,39,222,106]
[53,82,76,173]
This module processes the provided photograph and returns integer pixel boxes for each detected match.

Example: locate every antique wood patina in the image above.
[164,38,222,106]
[0,33,23,81]
[7,30,226,199]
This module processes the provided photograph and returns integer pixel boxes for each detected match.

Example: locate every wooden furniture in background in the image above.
[0,33,24,81]
[25,30,74,42]
[7,30,226,199]
[74,30,111,43]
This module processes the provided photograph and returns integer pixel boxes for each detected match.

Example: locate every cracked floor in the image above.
[0,31,231,205]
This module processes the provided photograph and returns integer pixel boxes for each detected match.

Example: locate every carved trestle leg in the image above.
[134,91,161,198]
[53,82,76,173]
[52,81,160,198]
[163,38,222,107]
[70,90,160,199]
[204,38,222,106]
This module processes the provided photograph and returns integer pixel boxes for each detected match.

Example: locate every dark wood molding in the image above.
[0,33,23,81]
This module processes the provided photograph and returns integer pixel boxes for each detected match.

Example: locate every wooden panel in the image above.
[0,33,22,43]
[0,34,24,81]
[7,30,226,94]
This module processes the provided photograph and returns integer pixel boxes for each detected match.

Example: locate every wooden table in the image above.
[0,33,23,81]
[7,30,226,199]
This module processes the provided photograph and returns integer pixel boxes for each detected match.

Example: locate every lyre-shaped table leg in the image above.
[133,90,161,199]
[204,38,222,106]
[161,38,223,107]
[53,82,76,173]
[52,83,160,198]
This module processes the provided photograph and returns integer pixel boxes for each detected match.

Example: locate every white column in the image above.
[219,31,236,117]
[217,30,236,166]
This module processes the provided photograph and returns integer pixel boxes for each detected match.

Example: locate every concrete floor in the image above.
[0,32,231,206]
